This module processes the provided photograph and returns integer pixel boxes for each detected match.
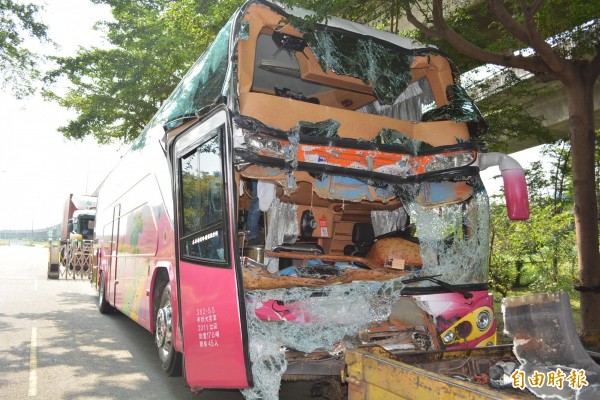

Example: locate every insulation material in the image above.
[371,208,409,236]
[305,30,415,105]
[357,78,436,122]
[314,175,395,203]
[264,198,298,272]
[242,277,405,400]
[397,178,490,285]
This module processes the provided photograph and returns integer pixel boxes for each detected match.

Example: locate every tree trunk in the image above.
[563,67,600,341]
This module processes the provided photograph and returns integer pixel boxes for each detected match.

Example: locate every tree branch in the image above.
[518,0,566,74]
[530,0,545,14]
[403,4,439,39]
[487,0,530,46]
[428,0,550,74]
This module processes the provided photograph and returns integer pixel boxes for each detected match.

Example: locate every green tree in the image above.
[489,138,588,298]
[43,0,242,143]
[0,0,48,98]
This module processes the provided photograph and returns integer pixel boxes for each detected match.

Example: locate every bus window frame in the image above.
[174,113,231,268]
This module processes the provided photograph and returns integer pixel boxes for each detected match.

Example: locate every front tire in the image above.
[98,272,113,314]
[155,285,182,376]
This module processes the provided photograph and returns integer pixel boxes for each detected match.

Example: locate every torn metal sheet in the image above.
[503,292,600,399]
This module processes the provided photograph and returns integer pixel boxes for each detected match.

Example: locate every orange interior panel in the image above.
[239,92,469,146]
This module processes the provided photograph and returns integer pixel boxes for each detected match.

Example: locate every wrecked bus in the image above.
[94,0,530,398]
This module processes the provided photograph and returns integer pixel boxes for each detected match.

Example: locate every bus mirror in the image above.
[502,168,530,220]
[478,152,530,221]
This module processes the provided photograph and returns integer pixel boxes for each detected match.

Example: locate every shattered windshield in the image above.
[305,30,414,105]
[155,19,232,130]
[397,178,490,286]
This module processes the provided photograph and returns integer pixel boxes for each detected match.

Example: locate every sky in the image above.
[0,0,542,231]
[0,0,125,230]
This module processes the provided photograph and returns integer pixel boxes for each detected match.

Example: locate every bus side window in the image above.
[180,130,227,263]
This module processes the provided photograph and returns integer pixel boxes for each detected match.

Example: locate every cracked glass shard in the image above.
[305,30,414,105]
[421,84,488,136]
[503,292,600,400]
[239,21,250,40]
[292,119,340,138]
[154,19,232,129]
[371,128,433,154]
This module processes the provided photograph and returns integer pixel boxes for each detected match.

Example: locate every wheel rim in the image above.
[156,301,173,363]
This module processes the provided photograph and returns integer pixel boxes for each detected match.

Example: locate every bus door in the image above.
[172,108,251,388]
[109,204,121,306]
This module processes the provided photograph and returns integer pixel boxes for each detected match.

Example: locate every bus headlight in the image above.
[477,310,491,331]
[442,330,455,344]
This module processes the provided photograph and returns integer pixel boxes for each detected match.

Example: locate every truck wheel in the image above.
[98,272,113,314]
[155,285,182,376]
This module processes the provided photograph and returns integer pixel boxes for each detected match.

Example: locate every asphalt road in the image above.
[0,245,329,400]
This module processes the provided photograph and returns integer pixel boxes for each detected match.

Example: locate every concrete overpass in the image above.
[464,66,600,153]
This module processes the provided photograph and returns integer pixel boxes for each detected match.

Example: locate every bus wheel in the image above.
[155,285,182,376]
[98,272,113,314]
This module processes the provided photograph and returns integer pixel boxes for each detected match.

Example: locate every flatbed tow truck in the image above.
[343,292,600,400]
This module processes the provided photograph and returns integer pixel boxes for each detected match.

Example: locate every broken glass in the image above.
[292,119,340,138]
[242,277,405,400]
[420,84,488,136]
[304,30,414,105]
[153,19,232,130]
[503,292,600,399]
[239,21,250,40]
[396,177,490,285]
[371,128,432,154]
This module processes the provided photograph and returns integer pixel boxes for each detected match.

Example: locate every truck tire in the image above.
[155,285,182,376]
[98,272,114,314]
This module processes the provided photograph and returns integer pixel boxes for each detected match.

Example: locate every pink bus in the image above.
[95,0,529,397]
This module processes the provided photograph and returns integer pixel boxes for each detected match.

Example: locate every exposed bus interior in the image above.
[231,3,491,398]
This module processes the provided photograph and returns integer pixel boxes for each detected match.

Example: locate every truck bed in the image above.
[343,345,531,399]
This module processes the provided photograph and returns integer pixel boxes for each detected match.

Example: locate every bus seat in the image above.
[343,223,375,257]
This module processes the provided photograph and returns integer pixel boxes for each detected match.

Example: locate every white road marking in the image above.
[34,279,38,291]
[28,326,38,397]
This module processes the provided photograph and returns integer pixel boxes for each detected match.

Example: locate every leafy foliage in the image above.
[489,132,600,298]
[0,0,48,98]
[43,0,242,143]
